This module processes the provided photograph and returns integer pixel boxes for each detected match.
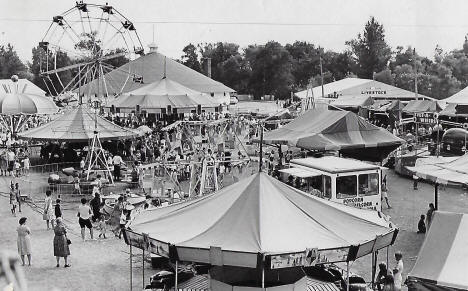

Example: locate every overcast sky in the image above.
[3,0,468,63]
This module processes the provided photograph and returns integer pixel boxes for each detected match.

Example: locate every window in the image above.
[323,176,331,199]
[336,175,357,199]
[358,173,379,196]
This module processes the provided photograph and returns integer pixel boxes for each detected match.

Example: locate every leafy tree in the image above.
[180,43,201,72]
[374,69,394,85]
[0,44,28,79]
[244,41,294,99]
[346,17,392,78]
[104,48,130,69]
[30,45,72,95]
[198,42,241,80]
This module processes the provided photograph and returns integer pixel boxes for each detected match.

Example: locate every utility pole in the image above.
[413,48,418,100]
[319,55,324,98]
[206,58,212,78]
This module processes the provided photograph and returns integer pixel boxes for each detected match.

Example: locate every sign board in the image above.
[125,230,170,258]
[269,248,318,269]
[315,247,349,264]
[415,112,437,124]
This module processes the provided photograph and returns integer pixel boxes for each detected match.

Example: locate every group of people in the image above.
[375,252,405,291]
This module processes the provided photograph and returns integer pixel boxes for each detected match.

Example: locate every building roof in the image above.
[402,100,442,113]
[443,86,468,105]
[290,156,380,174]
[0,78,46,96]
[78,52,234,96]
[296,78,432,101]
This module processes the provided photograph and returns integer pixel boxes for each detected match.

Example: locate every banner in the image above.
[315,247,350,264]
[268,248,318,269]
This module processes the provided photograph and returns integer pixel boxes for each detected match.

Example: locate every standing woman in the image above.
[393,252,404,291]
[43,190,53,229]
[17,217,32,266]
[53,217,70,267]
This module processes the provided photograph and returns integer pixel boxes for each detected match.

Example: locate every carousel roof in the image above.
[129,172,396,267]
[0,92,58,115]
[109,77,220,109]
[18,105,137,142]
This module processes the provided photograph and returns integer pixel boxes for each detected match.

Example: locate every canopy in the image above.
[135,125,153,135]
[262,109,404,161]
[18,105,138,142]
[402,100,442,114]
[0,92,58,115]
[443,86,468,105]
[407,154,468,185]
[109,77,220,111]
[0,78,46,96]
[331,95,373,109]
[439,103,468,118]
[128,173,396,268]
[407,211,468,291]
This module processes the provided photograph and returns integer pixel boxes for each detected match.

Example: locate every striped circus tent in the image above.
[407,211,468,291]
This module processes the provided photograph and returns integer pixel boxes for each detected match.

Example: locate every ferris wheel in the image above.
[38,1,144,99]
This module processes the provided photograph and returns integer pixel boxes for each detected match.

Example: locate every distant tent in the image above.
[262,109,404,161]
[109,77,220,113]
[402,100,442,114]
[439,103,468,118]
[407,154,468,185]
[330,95,373,110]
[18,105,138,142]
[0,78,46,96]
[407,211,468,291]
[77,51,234,104]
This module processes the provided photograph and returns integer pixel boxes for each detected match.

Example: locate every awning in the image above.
[279,167,322,178]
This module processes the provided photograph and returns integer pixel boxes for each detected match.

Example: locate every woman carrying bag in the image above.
[53,217,71,268]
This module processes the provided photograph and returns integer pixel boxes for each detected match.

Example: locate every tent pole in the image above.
[261,260,265,290]
[259,124,263,172]
[175,260,178,291]
[386,247,389,272]
[371,251,375,290]
[142,248,145,289]
[346,261,350,291]
[130,244,133,291]
[434,183,439,210]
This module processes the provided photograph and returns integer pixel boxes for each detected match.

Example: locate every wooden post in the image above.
[346,261,350,291]
[435,183,439,210]
[142,248,145,289]
[175,260,179,291]
[259,125,264,172]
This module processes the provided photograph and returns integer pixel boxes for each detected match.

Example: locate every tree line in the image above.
[0,17,467,99]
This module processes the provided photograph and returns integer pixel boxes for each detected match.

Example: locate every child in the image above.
[417,214,426,234]
[98,216,109,239]
[118,210,127,239]
[22,155,30,176]
[55,199,62,219]
[14,160,21,177]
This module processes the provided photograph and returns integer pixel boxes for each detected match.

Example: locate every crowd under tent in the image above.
[262,109,404,162]
[77,51,234,104]
[126,173,397,290]
[18,105,139,182]
[108,77,221,116]
[407,211,468,291]
[442,85,468,105]
[0,77,58,133]
[402,100,442,114]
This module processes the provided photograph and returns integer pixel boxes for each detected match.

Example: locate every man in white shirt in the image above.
[77,198,94,241]
[112,154,123,181]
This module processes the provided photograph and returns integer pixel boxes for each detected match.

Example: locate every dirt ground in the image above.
[1,166,468,291]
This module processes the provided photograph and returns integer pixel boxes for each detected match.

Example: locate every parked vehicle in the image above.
[441,128,468,156]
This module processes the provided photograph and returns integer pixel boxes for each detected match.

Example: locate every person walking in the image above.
[381,181,391,208]
[77,198,94,241]
[16,217,32,266]
[90,192,102,222]
[55,199,62,219]
[393,252,404,291]
[112,154,123,181]
[43,190,53,229]
[10,183,17,217]
[53,217,70,267]
[15,183,21,213]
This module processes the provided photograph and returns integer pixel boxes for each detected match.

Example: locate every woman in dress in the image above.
[53,217,70,267]
[43,190,53,229]
[17,217,31,266]
[393,252,404,291]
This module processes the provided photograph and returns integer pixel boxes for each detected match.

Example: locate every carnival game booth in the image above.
[0,76,58,134]
[18,105,139,183]
[125,173,398,291]
[262,109,404,162]
[108,77,221,124]
[401,100,442,127]
[407,211,468,291]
